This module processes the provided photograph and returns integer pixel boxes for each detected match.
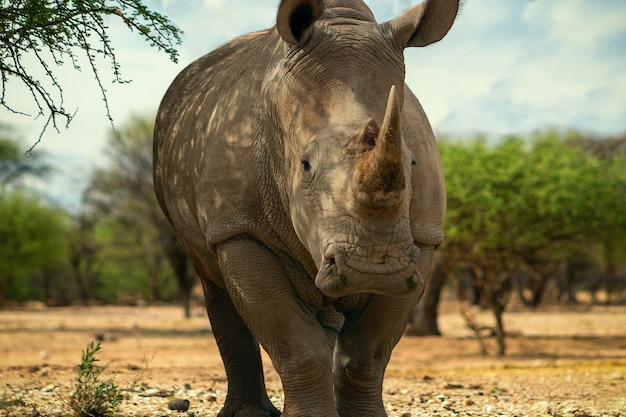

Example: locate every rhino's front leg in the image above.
[200,278,280,417]
[334,294,418,417]
[216,235,339,417]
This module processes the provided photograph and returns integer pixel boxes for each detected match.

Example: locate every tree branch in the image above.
[0,0,182,149]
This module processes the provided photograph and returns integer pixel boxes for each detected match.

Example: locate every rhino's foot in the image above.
[218,403,281,417]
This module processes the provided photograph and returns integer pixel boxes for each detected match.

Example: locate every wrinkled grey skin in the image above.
[154,0,458,415]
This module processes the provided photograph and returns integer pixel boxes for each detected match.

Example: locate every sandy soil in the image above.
[1,302,624,416]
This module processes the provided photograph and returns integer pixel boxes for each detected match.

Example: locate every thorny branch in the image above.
[0,0,182,151]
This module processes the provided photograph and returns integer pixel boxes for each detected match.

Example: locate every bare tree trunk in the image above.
[529,273,548,306]
[468,265,511,356]
[558,259,578,303]
[71,263,89,306]
[163,234,196,318]
[70,214,98,306]
[516,268,550,307]
[148,253,163,302]
[0,274,12,308]
[459,300,489,355]
[493,302,506,356]
[484,269,510,356]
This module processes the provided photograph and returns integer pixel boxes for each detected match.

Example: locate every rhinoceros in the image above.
[153,0,458,415]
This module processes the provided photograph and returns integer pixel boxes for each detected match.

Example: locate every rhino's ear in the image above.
[277,0,322,45]
[381,0,460,48]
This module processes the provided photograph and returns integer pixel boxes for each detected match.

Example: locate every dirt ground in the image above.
[1,301,624,416]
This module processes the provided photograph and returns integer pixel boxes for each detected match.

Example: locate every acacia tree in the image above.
[0,0,181,147]
[439,132,619,355]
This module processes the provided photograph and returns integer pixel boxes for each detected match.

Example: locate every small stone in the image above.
[484,404,496,414]
[532,400,552,414]
[464,398,475,406]
[400,412,411,417]
[25,405,40,417]
[41,384,56,392]
[167,398,190,412]
[436,394,446,402]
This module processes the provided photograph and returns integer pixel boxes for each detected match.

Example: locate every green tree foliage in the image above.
[84,115,194,314]
[565,132,626,284]
[0,0,182,145]
[0,190,69,305]
[440,131,626,354]
[0,129,72,306]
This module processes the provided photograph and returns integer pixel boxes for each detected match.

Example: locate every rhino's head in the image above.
[262,0,457,298]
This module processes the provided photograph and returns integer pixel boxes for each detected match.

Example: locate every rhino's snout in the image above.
[314,245,424,298]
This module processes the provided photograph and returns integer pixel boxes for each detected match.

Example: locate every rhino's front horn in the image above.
[353,85,405,209]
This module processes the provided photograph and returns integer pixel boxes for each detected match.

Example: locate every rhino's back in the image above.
[154,29,278,251]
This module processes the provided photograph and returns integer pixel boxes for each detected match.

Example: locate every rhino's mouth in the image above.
[314,243,424,298]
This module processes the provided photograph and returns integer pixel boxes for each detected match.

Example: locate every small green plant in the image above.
[0,392,25,410]
[69,341,122,417]
[489,384,507,396]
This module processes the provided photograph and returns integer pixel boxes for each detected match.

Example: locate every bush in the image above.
[69,341,122,417]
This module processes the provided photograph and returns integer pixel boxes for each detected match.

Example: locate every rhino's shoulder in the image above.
[158,29,273,121]
[155,29,282,248]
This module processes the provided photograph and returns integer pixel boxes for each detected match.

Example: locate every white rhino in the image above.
[154,0,458,415]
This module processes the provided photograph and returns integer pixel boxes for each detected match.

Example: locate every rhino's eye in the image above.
[300,142,317,175]
[411,158,417,167]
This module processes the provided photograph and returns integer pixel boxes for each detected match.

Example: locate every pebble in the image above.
[40,384,56,393]
[167,398,190,412]
[532,400,552,414]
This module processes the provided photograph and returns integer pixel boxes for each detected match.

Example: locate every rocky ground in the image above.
[0,302,624,416]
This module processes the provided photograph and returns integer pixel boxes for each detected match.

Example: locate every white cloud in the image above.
[404,0,626,136]
[524,0,626,47]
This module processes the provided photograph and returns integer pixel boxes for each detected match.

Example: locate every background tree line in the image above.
[0,117,195,316]
[409,131,626,354]
[1,117,625,345]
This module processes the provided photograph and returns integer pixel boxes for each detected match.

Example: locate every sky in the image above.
[4,0,626,210]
